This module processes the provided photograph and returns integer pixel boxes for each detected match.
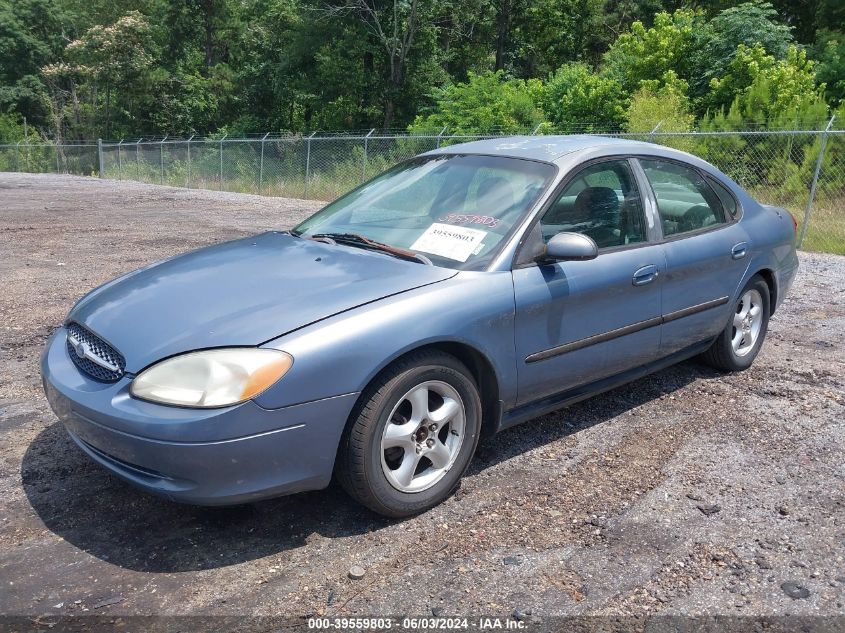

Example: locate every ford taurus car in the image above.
[41,136,799,517]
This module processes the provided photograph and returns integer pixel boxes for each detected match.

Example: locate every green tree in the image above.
[603,9,701,94]
[701,44,829,199]
[814,30,845,107]
[1,0,842,142]
[42,11,157,139]
[766,0,845,45]
[625,71,693,132]
[408,70,542,134]
[594,0,676,60]
[0,0,70,131]
[158,0,241,73]
[145,69,226,135]
[322,0,448,129]
[232,0,318,132]
[0,112,29,142]
[707,44,826,125]
[57,0,161,36]
[149,0,246,134]
[309,25,389,130]
[692,1,793,98]
[542,62,626,131]
[506,0,604,77]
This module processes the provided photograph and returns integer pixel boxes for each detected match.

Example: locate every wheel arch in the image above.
[754,268,778,315]
[424,341,502,437]
[348,340,503,440]
[733,260,778,317]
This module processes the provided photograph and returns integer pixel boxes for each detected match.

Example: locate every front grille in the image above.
[66,323,126,382]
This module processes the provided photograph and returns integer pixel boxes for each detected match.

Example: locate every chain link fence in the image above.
[2,123,844,255]
[0,142,99,176]
[96,132,495,201]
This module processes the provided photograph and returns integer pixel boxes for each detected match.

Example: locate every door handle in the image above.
[632,265,659,286]
[731,242,749,259]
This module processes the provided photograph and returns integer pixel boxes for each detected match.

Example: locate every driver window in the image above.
[539,159,646,249]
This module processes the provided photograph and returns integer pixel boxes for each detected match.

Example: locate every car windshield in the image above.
[292,154,556,270]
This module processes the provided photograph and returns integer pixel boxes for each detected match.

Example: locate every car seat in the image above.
[679,204,716,232]
[575,186,621,248]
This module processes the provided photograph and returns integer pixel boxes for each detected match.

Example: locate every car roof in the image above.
[423,135,658,163]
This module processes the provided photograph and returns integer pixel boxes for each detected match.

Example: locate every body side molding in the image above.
[525,317,662,363]
[662,296,729,324]
[525,296,729,364]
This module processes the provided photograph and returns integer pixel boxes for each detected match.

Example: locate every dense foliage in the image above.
[0,0,843,141]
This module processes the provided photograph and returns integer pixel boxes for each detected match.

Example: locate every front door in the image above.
[512,158,663,406]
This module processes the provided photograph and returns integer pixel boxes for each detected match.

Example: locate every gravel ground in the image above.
[1,173,844,622]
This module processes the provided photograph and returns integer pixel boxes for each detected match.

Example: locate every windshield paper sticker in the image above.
[440,213,500,228]
[411,223,487,262]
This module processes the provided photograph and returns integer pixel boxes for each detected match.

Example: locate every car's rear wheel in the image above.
[335,350,481,517]
[701,275,770,372]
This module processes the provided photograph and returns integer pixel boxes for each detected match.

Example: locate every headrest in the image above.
[574,186,619,221]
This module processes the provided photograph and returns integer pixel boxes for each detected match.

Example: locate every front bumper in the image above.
[41,328,359,505]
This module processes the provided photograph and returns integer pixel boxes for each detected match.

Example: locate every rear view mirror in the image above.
[538,232,598,263]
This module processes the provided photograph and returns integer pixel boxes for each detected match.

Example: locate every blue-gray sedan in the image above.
[42,136,799,516]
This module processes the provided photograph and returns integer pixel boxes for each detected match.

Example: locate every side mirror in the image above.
[537,232,598,263]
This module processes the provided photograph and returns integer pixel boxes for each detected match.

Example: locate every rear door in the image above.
[636,158,749,355]
[512,158,663,405]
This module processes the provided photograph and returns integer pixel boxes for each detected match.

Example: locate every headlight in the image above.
[130,348,293,408]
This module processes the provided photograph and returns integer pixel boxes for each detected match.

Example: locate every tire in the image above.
[701,275,770,372]
[335,350,482,517]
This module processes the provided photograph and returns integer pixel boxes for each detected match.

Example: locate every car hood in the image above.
[69,231,457,373]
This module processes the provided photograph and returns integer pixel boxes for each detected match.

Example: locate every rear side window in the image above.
[640,159,726,237]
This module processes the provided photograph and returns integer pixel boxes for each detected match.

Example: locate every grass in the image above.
[750,187,845,256]
[797,201,845,255]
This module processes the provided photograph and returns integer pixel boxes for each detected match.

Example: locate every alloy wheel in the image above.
[731,289,764,357]
[380,380,466,493]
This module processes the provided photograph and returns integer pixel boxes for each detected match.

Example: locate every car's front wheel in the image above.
[335,350,481,517]
[701,275,770,372]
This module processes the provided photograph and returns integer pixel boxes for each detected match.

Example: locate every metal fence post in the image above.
[55,142,61,173]
[362,128,375,183]
[135,138,142,179]
[778,120,798,203]
[16,140,22,173]
[531,123,542,135]
[117,140,123,180]
[304,131,315,199]
[159,136,167,185]
[798,115,836,249]
[259,132,270,193]
[186,134,194,188]
[219,134,227,190]
[97,139,104,177]
[648,121,663,142]
[436,126,447,149]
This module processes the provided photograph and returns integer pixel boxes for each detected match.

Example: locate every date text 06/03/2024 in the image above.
[306,617,527,629]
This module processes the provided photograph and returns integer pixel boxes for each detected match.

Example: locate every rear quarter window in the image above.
[706,176,740,219]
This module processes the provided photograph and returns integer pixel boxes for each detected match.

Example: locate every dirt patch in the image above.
[1,173,843,619]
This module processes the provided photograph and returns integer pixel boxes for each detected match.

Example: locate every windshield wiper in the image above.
[310,232,432,265]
